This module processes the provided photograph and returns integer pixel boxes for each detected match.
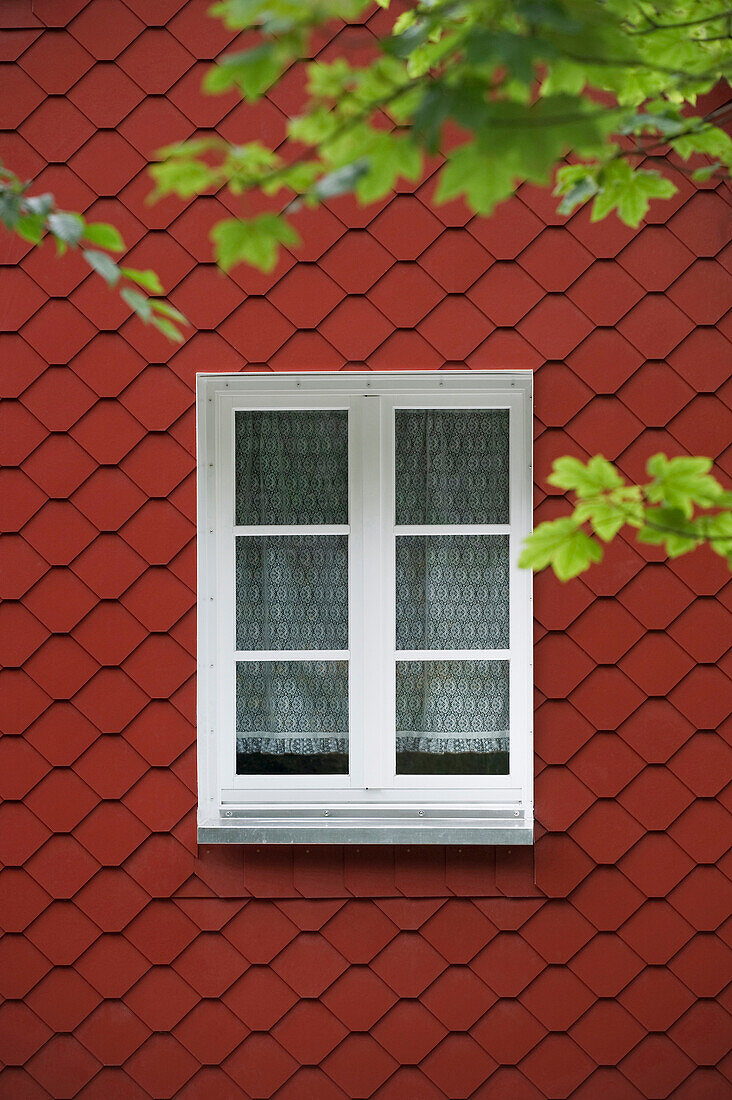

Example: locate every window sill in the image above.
[198,809,533,845]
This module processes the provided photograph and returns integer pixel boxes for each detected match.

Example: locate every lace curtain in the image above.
[234,407,510,770]
[235,410,348,525]
[236,661,348,757]
[394,409,510,765]
[396,534,510,651]
[396,660,509,755]
[235,411,350,769]
[236,535,348,651]
[395,408,509,525]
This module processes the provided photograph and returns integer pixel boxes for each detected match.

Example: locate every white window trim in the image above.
[197,370,533,844]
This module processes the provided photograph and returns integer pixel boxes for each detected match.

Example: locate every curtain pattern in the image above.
[394,408,510,525]
[396,660,510,755]
[233,408,511,767]
[234,409,348,525]
[236,535,348,651]
[236,661,348,756]
[235,411,350,769]
[396,534,510,651]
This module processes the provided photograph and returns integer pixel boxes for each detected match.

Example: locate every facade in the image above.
[1,1,731,1097]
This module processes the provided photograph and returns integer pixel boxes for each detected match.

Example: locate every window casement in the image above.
[197,371,533,844]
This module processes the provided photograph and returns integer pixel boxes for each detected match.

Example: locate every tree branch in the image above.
[630,8,732,35]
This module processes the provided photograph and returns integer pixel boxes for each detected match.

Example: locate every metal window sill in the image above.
[198,813,533,845]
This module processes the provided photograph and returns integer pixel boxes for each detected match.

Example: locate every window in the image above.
[197,371,533,844]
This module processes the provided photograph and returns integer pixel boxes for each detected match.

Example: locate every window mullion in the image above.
[359,395,388,790]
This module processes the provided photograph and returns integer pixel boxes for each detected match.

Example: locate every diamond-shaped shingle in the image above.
[370,196,442,261]
[570,868,644,932]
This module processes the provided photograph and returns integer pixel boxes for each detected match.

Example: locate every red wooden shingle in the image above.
[567,932,642,1003]
[27,1036,100,1097]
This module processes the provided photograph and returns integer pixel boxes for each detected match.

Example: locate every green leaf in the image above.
[591,161,677,227]
[637,507,701,557]
[47,211,84,247]
[435,142,516,215]
[411,83,453,152]
[83,222,125,252]
[387,18,431,59]
[552,530,604,579]
[15,214,45,243]
[671,125,732,168]
[121,267,164,293]
[464,28,556,85]
[156,137,224,160]
[151,315,185,343]
[322,128,422,204]
[541,58,587,96]
[519,518,603,580]
[392,8,415,34]
[210,0,332,32]
[699,511,732,559]
[619,110,684,137]
[119,284,186,339]
[307,58,353,99]
[287,108,340,146]
[211,213,300,273]
[149,158,215,199]
[150,299,188,325]
[312,160,370,200]
[83,249,120,286]
[222,141,280,193]
[261,161,320,196]
[691,162,722,182]
[548,455,624,497]
[204,44,282,101]
[356,138,422,203]
[22,193,54,217]
[572,498,627,542]
[645,453,725,517]
[208,0,271,31]
[121,287,152,322]
[0,189,21,229]
[556,174,598,216]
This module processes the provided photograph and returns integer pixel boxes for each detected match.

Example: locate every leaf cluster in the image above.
[0,163,187,342]
[520,454,732,580]
[146,0,732,275]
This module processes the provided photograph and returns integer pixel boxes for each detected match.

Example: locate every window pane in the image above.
[236,660,348,775]
[396,535,509,650]
[236,535,348,651]
[396,660,509,775]
[235,410,348,525]
[395,409,509,525]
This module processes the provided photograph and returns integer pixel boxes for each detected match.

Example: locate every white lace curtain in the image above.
[234,408,510,762]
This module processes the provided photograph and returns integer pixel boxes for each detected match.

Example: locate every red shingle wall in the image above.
[1,2,731,1096]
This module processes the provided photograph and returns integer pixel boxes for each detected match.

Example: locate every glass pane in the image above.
[235,410,348,525]
[236,660,348,775]
[236,535,348,651]
[395,409,509,525]
[396,535,509,651]
[396,660,509,775]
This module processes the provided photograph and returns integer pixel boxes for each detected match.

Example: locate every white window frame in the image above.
[197,370,533,844]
